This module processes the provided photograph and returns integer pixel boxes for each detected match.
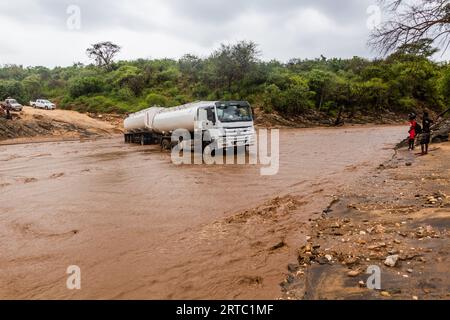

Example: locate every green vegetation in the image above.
[0,40,449,118]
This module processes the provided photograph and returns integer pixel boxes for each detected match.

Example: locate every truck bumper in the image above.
[217,135,255,149]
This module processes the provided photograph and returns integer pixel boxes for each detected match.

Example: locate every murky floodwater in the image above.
[0,126,405,299]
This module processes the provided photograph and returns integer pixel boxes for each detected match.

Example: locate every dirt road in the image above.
[0,126,405,299]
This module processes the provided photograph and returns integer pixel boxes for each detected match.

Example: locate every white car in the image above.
[31,99,56,110]
[1,98,23,111]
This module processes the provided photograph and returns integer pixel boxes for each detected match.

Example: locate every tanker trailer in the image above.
[124,101,255,150]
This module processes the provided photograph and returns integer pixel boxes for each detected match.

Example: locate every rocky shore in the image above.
[281,142,450,300]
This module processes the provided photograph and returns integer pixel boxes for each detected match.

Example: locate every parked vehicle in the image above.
[30,99,56,110]
[124,101,255,150]
[1,98,23,112]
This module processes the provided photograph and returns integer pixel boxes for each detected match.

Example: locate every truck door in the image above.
[206,107,216,125]
[197,107,215,130]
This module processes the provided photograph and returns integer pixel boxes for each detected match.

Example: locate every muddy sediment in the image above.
[282,143,450,300]
[0,126,405,299]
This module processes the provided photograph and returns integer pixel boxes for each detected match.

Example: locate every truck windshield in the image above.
[216,105,252,123]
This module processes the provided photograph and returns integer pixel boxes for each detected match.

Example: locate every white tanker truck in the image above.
[124,101,255,150]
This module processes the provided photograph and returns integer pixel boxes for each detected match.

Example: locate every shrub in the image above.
[69,77,104,98]
[145,93,169,107]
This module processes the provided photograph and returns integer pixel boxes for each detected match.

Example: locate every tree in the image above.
[390,39,439,59]
[111,66,145,96]
[179,54,203,82]
[69,77,104,98]
[307,69,336,110]
[211,41,260,92]
[86,41,121,68]
[438,65,450,106]
[22,75,42,100]
[0,80,25,102]
[370,0,450,54]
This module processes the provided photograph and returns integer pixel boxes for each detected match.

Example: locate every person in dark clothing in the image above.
[421,112,433,155]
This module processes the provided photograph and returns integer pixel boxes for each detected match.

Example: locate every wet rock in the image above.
[384,255,399,267]
[416,226,436,238]
[368,243,387,250]
[347,270,361,277]
[331,222,341,229]
[431,119,450,142]
[381,291,391,297]
[288,263,300,273]
[317,257,331,265]
[343,256,360,267]
[270,241,286,251]
[367,224,385,234]
[426,196,438,205]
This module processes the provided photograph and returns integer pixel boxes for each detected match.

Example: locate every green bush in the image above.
[0,80,26,102]
[69,77,104,98]
[398,97,418,111]
[145,93,169,107]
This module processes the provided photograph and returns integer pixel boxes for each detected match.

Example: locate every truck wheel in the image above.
[161,139,171,151]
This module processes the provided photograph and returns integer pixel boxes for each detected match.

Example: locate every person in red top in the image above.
[408,113,417,151]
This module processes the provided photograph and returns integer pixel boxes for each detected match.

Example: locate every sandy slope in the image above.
[0,107,123,144]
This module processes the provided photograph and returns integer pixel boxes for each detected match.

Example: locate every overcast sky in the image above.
[0,0,447,67]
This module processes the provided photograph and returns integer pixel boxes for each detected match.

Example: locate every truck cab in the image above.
[197,101,255,149]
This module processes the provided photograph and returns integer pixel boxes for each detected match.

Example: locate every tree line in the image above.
[0,39,448,119]
[0,0,449,119]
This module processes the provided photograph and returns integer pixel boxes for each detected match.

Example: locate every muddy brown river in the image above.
[0,126,405,299]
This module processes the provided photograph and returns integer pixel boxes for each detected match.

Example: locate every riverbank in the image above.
[1,106,409,145]
[253,107,407,128]
[281,142,450,300]
[0,107,123,143]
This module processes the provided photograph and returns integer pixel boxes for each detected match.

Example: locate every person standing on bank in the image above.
[421,112,433,155]
[408,113,417,151]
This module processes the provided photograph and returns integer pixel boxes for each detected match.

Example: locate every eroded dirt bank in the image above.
[282,143,450,300]
[0,126,404,299]
[0,107,122,144]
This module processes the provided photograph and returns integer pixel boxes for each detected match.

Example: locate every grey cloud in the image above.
[165,0,374,24]
[0,0,381,66]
